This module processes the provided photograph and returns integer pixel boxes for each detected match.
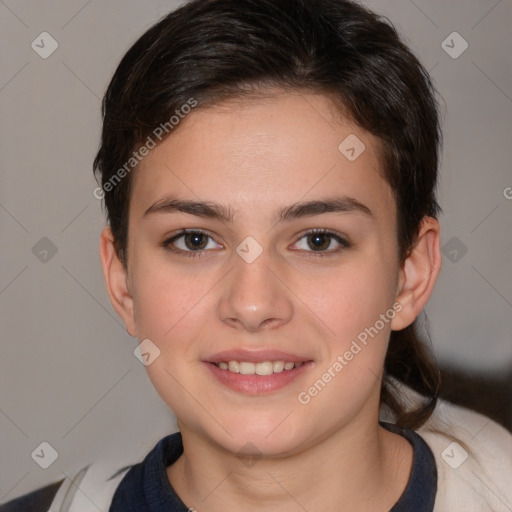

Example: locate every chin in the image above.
[206,416,309,459]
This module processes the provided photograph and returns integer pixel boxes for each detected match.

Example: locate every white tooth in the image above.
[284,362,295,370]
[239,362,256,375]
[255,361,274,375]
[228,361,240,373]
[294,362,304,368]
[273,361,285,373]
[218,362,228,370]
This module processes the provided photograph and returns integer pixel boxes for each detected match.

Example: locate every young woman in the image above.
[3,1,511,511]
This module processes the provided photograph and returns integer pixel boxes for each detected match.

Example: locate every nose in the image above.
[217,244,294,332]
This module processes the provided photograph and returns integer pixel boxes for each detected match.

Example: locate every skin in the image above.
[100,90,441,511]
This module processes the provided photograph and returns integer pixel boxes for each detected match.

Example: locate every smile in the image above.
[214,360,304,375]
[205,360,313,395]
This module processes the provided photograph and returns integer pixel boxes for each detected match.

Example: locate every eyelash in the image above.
[161,228,351,259]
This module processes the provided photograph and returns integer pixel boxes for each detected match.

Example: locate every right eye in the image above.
[162,229,223,258]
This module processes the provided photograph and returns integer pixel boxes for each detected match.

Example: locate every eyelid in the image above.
[290,228,350,254]
[294,227,350,243]
[164,228,222,253]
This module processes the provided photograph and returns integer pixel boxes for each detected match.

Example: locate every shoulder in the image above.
[0,479,64,512]
[417,398,512,511]
[0,461,132,512]
[0,433,178,512]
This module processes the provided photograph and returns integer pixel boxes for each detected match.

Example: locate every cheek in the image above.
[131,255,203,340]
[130,256,223,389]
[309,258,397,344]
[303,259,398,407]
[293,266,397,423]
[131,264,212,419]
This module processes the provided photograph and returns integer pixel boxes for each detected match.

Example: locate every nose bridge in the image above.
[234,240,274,295]
[218,237,293,331]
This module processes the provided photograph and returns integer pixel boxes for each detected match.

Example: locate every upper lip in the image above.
[205,349,312,364]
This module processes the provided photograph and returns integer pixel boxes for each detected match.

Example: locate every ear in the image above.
[99,227,137,337]
[391,217,442,331]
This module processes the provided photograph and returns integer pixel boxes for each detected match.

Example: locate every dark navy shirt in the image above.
[109,422,437,511]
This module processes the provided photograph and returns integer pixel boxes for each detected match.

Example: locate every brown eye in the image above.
[163,229,222,258]
[307,232,332,251]
[293,229,350,255]
[183,232,209,250]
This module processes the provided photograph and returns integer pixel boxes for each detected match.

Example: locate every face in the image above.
[120,91,405,456]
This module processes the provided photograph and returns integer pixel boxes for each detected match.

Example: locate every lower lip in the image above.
[204,361,313,395]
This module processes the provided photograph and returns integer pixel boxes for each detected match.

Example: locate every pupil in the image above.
[309,234,329,251]
[186,233,207,250]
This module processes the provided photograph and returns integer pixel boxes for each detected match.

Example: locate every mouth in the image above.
[203,350,314,395]
[212,360,306,375]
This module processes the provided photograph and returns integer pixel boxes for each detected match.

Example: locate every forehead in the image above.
[129,91,394,223]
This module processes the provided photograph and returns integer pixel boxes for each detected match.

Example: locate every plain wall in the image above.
[1,0,511,501]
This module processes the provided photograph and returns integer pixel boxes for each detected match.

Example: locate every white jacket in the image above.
[47,389,512,512]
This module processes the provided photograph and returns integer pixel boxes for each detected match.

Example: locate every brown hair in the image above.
[93,0,443,430]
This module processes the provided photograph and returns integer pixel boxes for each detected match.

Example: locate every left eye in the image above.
[292,229,350,254]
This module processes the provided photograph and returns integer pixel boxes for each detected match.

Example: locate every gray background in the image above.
[1,0,511,502]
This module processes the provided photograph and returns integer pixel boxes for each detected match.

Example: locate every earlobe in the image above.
[391,217,442,331]
[99,227,137,337]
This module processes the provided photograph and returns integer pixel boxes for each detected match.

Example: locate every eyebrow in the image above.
[142,195,374,224]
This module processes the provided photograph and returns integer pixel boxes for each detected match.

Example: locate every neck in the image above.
[167,414,413,512]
